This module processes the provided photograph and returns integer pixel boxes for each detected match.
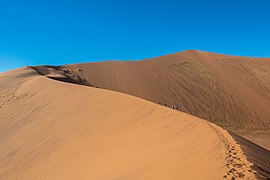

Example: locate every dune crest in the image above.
[0,68,257,179]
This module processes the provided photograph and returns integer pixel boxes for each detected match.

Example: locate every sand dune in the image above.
[0,67,258,179]
[40,50,270,151]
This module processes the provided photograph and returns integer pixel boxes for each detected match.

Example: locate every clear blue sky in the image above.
[1,0,270,72]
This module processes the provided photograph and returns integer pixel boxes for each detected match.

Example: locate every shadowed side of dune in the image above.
[230,131,270,179]
[30,66,92,86]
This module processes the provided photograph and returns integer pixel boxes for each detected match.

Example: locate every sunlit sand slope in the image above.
[0,68,256,179]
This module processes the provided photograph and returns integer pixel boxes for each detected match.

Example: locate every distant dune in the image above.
[0,67,261,179]
[50,50,270,151]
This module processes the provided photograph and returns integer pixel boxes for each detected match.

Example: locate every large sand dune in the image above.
[42,50,270,151]
[0,67,259,179]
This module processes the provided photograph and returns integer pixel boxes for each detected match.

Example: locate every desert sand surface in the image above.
[35,50,270,151]
[0,67,259,179]
[230,132,270,179]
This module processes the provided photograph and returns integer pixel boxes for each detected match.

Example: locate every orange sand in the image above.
[0,67,256,179]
